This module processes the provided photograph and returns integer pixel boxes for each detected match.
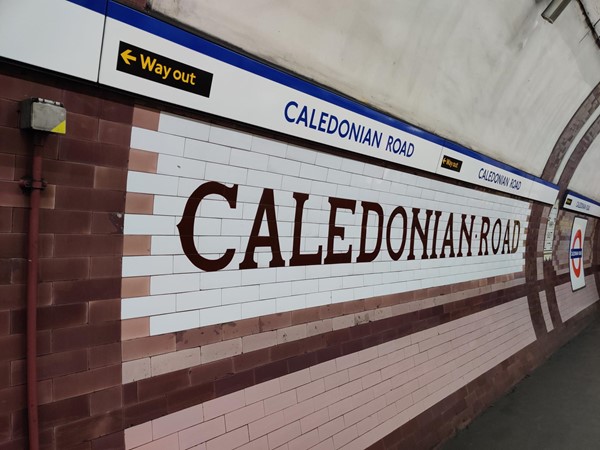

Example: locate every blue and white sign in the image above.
[434,148,557,204]
[0,0,106,81]
[97,3,443,174]
[569,217,587,291]
[563,191,600,219]
[97,2,558,204]
[1,0,559,205]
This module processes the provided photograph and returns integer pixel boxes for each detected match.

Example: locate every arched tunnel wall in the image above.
[1,2,600,450]
[0,64,599,450]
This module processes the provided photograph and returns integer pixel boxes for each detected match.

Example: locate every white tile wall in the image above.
[151,273,200,295]
[176,290,222,312]
[150,310,200,335]
[184,139,231,164]
[158,112,210,141]
[123,117,531,335]
[157,154,206,179]
[200,304,242,327]
[124,215,176,236]
[250,136,287,157]
[131,127,185,156]
[127,172,178,196]
[122,294,176,319]
[209,125,253,149]
[122,256,173,277]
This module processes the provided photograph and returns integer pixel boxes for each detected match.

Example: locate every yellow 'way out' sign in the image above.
[116,42,213,97]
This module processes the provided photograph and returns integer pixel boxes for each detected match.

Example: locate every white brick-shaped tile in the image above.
[200,304,242,327]
[150,310,200,335]
[122,256,173,277]
[131,127,185,156]
[127,172,179,195]
[122,294,176,319]
[209,125,252,149]
[157,154,206,179]
[158,112,210,141]
[124,215,175,236]
[185,139,231,164]
[151,273,200,295]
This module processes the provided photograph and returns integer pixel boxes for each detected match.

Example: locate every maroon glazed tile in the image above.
[137,370,190,402]
[166,382,215,413]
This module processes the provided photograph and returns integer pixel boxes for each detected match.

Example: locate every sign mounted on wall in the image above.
[543,200,559,262]
[563,190,600,219]
[0,0,106,81]
[116,41,214,97]
[96,2,559,205]
[0,0,560,205]
[569,217,587,291]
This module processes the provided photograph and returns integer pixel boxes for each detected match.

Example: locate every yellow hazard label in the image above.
[51,120,66,134]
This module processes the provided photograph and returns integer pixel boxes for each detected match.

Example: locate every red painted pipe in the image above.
[25,133,44,450]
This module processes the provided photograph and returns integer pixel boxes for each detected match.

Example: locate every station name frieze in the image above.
[284,101,415,158]
[177,182,522,272]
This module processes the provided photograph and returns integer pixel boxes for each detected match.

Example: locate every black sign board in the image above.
[116,41,213,97]
[440,155,463,173]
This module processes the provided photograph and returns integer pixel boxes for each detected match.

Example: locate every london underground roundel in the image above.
[570,229,582,277]
[569,217,587,291]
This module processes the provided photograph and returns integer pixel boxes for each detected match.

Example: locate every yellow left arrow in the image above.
[120,49,137,65]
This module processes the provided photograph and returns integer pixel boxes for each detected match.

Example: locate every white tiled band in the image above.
[124,112,530,335]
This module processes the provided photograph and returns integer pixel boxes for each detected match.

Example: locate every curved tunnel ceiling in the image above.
[149,0,600,194]
[570,137,600,199]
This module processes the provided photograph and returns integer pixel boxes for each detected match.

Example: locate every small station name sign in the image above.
[116,41,213,97]
[563,190,600,219]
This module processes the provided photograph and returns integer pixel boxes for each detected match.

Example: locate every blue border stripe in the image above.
[66,0,108,15]
[100,1,557,192]
[566,190,600,208]
[105,3,449,144]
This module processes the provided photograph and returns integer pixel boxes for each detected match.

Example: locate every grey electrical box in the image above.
[20,98,66,134]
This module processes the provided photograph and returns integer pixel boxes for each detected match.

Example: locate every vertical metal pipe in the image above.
[26,134,44,450]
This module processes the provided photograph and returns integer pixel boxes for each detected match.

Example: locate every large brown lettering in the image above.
[386,206,408,261]
[478,216,490,256]
[324,197,356,265]
[430,210,443,259]
[491,218,502,254]
[440,213,455,258]
[177,181,238,272]
[457,214,475,257]
[511,220,521,253]
[180,182,522,272]
[408,208,433,260]
[290,192,322,266]
[501,220,511,254]
[357,201,384,263]
[239,188,285,269]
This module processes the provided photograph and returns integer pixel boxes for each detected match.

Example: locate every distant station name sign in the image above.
[116,42,213,97]
[563,191,600,219]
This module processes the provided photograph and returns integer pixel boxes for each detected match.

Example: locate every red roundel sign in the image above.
[570,229,582,278]
[569,218,587,291]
